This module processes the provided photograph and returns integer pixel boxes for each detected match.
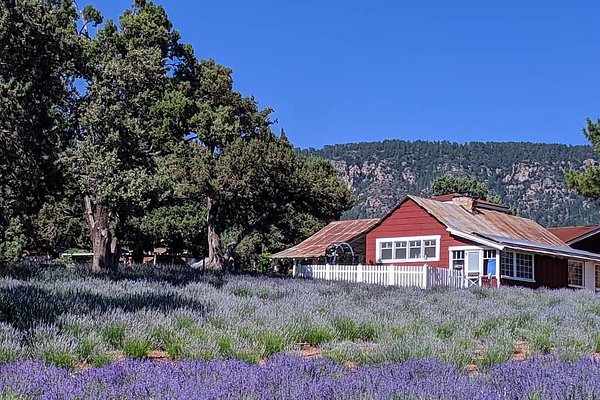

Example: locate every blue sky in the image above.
[90,0,600,149]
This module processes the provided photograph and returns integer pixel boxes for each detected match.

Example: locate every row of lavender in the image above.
[1,355,599,399]
[0,264,600,368]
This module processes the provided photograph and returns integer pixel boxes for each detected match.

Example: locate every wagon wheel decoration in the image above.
[325,242,355,265]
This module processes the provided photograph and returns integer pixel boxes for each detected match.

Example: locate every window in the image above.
[500,251,514,277]
[500,251,534,281]
[483,250,497,276]
[451,250,465,270]
[424,240,437,258]
[394,241,407,259]
[515,253,534,280]
[568,260,584,288]
[409,240,422,259]
[595,265,600,291]
[380,242,392,260]
[377,236,440,262]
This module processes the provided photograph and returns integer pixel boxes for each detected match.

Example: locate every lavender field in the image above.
[0,263,599,370]
[1,264,600,398]
[2,355,600,399]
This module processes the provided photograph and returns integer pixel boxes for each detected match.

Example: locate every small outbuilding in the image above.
[272,219,379,265]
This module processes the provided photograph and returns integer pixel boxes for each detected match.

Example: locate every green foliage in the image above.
[256,253,272,273]
[258,332,286,358]
[102,323,126,348]
[122,337,151,359]
[308,141,600,227]
[302,326,335,346]
[0,0,82,261]
[566,118,600,199]
[431,173,494,200]
[91,352,113,368]
[43,349,73,369]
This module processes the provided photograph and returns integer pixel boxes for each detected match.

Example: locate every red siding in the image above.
[501,255,568,289]
[365,199,472,267]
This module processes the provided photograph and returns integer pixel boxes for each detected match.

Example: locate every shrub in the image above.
[303,326,335,346]
[43,349,73,368]
[258,332,286,358]
[122,337,151,359]
[102,323,126,348]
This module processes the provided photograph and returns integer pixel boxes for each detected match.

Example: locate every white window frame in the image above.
[568,260,585,289]
[448,246,496,273]
[451,249,465,270]
[376,235,441,263]
[499,250,535,283]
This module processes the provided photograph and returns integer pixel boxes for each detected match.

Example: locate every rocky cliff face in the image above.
[307,141,599,227]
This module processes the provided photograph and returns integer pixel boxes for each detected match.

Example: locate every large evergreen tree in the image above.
[74,0,194,271]
[565,118,600,199]
[180,60,352,270]
[0,0,81,260]
[430,174,500,203]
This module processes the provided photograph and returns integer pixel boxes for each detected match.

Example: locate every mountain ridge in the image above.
[305,139,599,227]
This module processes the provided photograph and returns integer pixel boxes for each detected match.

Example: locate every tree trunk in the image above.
[84,195,120,273]
[205,196,228,271]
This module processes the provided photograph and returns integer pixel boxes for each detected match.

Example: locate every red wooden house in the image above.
[364,194,600,289]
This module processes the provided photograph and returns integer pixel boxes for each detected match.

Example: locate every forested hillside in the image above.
[306,140,600,227]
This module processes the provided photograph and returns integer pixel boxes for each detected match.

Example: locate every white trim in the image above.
[500,276,536,283]
[446,229,504,250]
[375,235,441,263]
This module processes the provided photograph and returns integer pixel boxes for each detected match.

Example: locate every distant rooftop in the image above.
[548,226,600,244]
[272,218,379,259]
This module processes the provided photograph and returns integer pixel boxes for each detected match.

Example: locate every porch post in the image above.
[292,259,297,277]
[495,251,500,288]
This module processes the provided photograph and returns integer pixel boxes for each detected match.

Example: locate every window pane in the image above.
[596,265,600,290]
[515,253,533,280]
[395,247,407,260]
[453,251,465,260]
[394,241,406,260]
[409,240,422,259]
[500,251,514,277]
[423,240,436,258]
[380,242,392,260]
[467,252,480,272]
[568,260,584,287]
[424,246,436,258]
[451,250,464,269]
[483,250,496,259]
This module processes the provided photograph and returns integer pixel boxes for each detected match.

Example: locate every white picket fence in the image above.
[293,263,464,289]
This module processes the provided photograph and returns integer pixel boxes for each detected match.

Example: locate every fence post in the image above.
[325,263,331,280]
[387,264,394,286]
[357,263,363,283]
[422,265,429,289]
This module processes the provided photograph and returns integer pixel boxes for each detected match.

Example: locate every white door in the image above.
[465,251,481,287]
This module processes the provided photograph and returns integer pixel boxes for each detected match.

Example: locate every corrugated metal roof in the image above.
[411,196,567,248]
[272,219,379,259]
[547,226,600,244]
[475,233,600,262]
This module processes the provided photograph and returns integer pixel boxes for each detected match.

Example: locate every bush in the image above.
[122,337,151,359]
